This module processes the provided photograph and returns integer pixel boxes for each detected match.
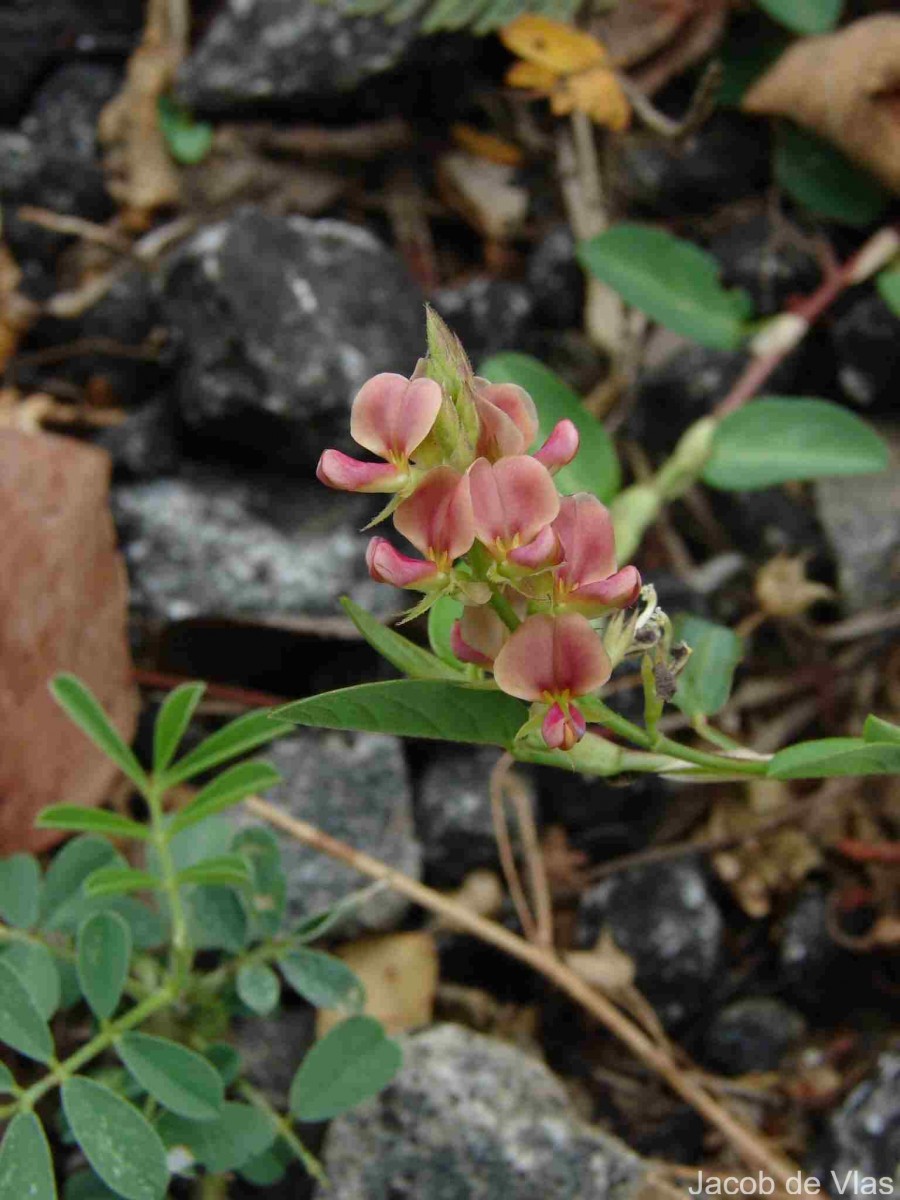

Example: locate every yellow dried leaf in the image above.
[451,124,524,167]
[316,931,438,1038]
[754,553,834,619]
[551,69,631,131]
[505,60,560,94]
[501,15,608,73]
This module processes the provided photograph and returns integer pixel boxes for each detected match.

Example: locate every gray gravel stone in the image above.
[577,862,723,1027]
[318,1023,648,1200]
[161,207,425,467]
[178,0,417,113]
[112,464,394,622]
[812,1050,900,1199]
[431,277,536,365]
[704,998,806,1076]
[239,730,420,935]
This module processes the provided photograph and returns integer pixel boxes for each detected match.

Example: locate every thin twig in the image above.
[15,207,132,253]
[246,796,804,1193]
[490,753,538,943]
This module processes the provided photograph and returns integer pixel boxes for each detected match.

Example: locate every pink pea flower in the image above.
[366,538,440,591]
[533,419,580,475]
[393,466,475,570]
[474,380,539,461]
[317,373,443,493]
[493,612,611,750]
[552,494,641,615]
[468,456,560,560]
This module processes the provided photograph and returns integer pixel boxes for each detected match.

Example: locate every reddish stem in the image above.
[835,839,900,865]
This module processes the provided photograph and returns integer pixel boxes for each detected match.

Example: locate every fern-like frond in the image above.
[343,0,581,36]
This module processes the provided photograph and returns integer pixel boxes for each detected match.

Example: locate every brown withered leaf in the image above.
[755,553,834,619]
[743,14,900,193]
[316,932,438,1038]
[436,152,529,240]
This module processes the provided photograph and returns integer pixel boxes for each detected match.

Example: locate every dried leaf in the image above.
[450,124,524,167]
[564,929,636,992]
[316,932,438,1038]
[743,15,900,193]
[437,152,529,240]
[754,554,834,618]
[501,15,609,72]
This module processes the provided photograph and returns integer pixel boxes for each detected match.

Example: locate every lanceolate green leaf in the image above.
[36,806,150,841]
[279,949,365,1012]
[0,1113,57,1200]
[0,958,54,1062]
[117,1033,224,1121]
[0,1063,16,1094]
[163,709,293,787]
[753,0,842,35]
[156,1103,276,1173]
[864,715,900,745]
[768,738,900,780]
[3,942,60,1020]
[153,682,206,774]
[479,353,621,500]
[39,836,122,931]
[703,398,888,492]
[0,853,41,929]
[77,911,132,1020]
[774,123,890,227]
[673,617,743,719]
[290,1016,402,1123]
[341,597,463,680]
[169,761,282,835]
[427,595,466,671]
[84,867,163,899]
[176,855,251,889]
[274,680,527,747]
[233,828,286,938]
[877,265,900,318]
[578,224,753,350]
[51,675,148,792]
[62,1077,169,1200]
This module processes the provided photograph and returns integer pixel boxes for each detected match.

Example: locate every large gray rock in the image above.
[703,998,806,1077]
[112,465,394,622]
[178,0,417,113]
[812,1050,900,1199]
[816,448,900,613]
[161,208,425,467]
[577,863,723,1027]
[318,1024,647,1200]
[238,730,420,935]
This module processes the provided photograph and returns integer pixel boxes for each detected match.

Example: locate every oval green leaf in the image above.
[290,1016,402,1123]
[153,682,206,774]
[0,1113,57,1200]
[185,885,248,953]
[876,265,900,318]
[162,709,293,787]
[36,806,149,841]
[169,761,282,835]
[84,867,162,900]
[39,836,122,932]
[77,911,132,1020]
[0,1062,17,1094]
[3,942,60,1020]
[156,1103,275,1172]
[232,828,286,938]
[753,0,842,34]
[478,352,621,500]
[279,949,365,1012]
[274,680,526,747]
[341,596,462,680]
[774,123,890,227]
[0,853,41,929]
[673,616,744,719]
[0,957,54,1062]
[703,398,888,492]
[50,675,148,792]
[768,738,900,780]
[237,963,281,1015]
[578,224,753,350]
[62,1077,168,1200]
[117,1032,224,1121]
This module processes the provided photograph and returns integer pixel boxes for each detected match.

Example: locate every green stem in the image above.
[193,937,292,997]
[693,715,747,754]
[239,1082,327,1185]
[146,779,192,985]
[490,592,521,632]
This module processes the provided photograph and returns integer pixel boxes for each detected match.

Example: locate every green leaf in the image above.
[774,124,890,227]
[63,1169,119,1199]
[3,942,60,1020]
[117,1032,224,1121]
[50,675,148,792]
[39,836,122,931]
[863,715,900,745]
[876,265,900,318]
[156,1103,276,1172]
[237,963,281,1015]
[0,957,54,1062]
[0,1062,16,1094]
[427,595,466,671]
[157,94,213,165]
[152,682,206,775]
[578,224,753,351]
[36,806,150,841]
[479,353,621,500]
[163,709,293,787]
[290,1016,402,1122]
[274,680,526,747]
[203,1043,241,1087]
[107,899,167,952]
[0,1113,57,1200]
[279,948,365,1011]
[168,760,282,835]
[753,0,842,34]
[673,616,743,719]
[341,596,463,680]
[703,398,889,492]
[768,738,900,780]
[84,867,162,899]
[62,1077,168,1200]
[232,827,286,938]
[239,1145,289,1187]
[176,854,252,889]
[77,911,132,1020]
[0,853,41,929]
[185,885,248,953]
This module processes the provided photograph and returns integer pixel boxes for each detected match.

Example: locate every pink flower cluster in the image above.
[317,348,640,753]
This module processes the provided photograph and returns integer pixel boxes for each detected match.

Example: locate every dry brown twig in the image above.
[246,796,804,1193]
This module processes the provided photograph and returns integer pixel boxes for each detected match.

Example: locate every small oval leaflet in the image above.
[0,957,54,1063]
[279,948,365,1012]
[0,1112,57,1200]
[290,1015,402,1123]
[117,1032,225,1121]
[62,1076,169,1200]
[77,910,132,1020]
[237,962,281,1015]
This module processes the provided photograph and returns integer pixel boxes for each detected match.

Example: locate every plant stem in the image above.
[146,779,192,984]
[239,1082,327,1185]
[490,592,521,632]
